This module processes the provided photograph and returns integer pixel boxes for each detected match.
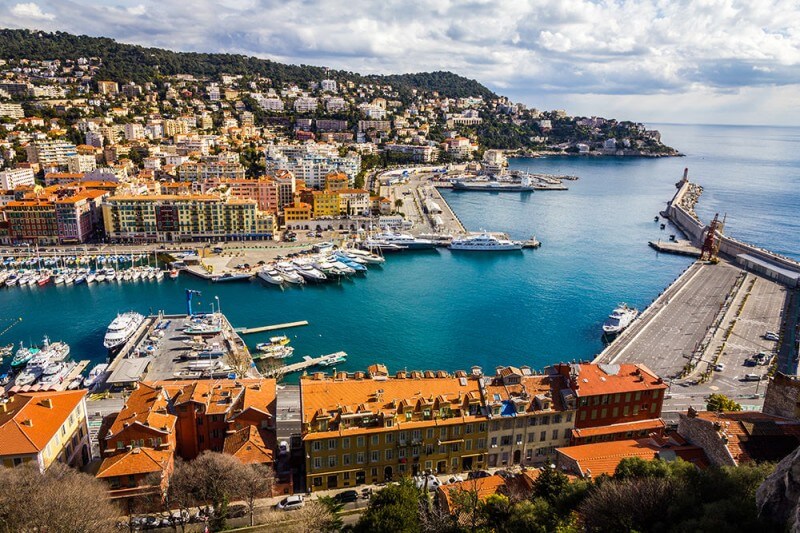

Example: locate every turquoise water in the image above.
[1,124,798,378]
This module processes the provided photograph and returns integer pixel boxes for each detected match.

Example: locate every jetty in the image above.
[236,321,309,335]
[261,351,347,377]
[648,239,700,257]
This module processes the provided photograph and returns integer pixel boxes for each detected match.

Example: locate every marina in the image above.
[260,351,349,377]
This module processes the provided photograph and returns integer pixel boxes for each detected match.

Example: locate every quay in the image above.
[648,239,701,257]
[261,351,348,377]
[236,320,309,335]
[104,311,259,389]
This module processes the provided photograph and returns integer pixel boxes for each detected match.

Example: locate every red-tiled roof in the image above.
[572,418,666,438]
[0,390,86,456]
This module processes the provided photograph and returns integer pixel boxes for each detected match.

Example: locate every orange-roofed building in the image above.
[324,172,349,192]
[97,379,277,499]
[678,408,800,467]
[550,363,667,445]
[284,201,311,223]
[555,434,708,478]
[301,367,489,492]
[0,390,90,472]
[437,474,507,516]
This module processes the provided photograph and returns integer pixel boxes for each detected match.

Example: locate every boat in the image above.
[67,376,84,390]
[86,273,96,283]
[54,275,65,285]
[292,261,327,282]
[311,259,341,277]
[74,275,86,284]
[270,335,290,345]
[169,269,179,279]
[85,363,109,389]
[602,304,639,335]
[452,175,535,192]
[211,272,252,282]
[369,232,436,250]
[257,268,284,285]
[10,343,40,370]
[95,273,106,282]
[333,253,367,272]
[184,317,223,336]
[104,312,146,352]
[449,233,523,251]
[38,361,76,387]
[37,274,51,286]
[361,240,408,252]
[252,345,294,360]
[39,336,70,363]
[14,365,44,387]
[346,249,386,264]
[318,353,347,367]
[276,263,305,284]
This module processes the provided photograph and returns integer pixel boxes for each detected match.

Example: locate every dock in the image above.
[61,360,90,390]
[236,321,309,335]
[649,239,701,257]
[261,351,347,377]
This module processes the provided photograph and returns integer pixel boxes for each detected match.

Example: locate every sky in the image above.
[2,0,800,126]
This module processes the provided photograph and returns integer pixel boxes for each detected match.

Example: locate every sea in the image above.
[1,124,798,379]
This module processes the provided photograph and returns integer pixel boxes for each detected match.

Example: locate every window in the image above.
[540,431,546,442]
[328,456,337,468]
[635,391,642,401]
[343,454,351,466]
[313,477,322,487]
[567,413,573,422]
[357,452,365,464]
[615,393,621,403]
[526,449,533,460]
[650,403,657,413]
[624,405,630,416]
[491,421,500,431]
[440,427,447,439]
[465,424,473,434]
[399,448,406,458]
[342,438,350,449]
[653,390,660,399]
[412,430,421,441]
[425,461,432,471]
[529,417,537,426]
[527,433,535,443]
[600,408,607,418]
[426,444,434,455]
[553,414,561,424]
[412,446,420,457]
[426,428,434,439]
[515,434,523,445]
[501,435,511,446]
[552,429,559,440]
[371,451,380,463]
[116,441,124,450]
[357,436,365,448]
[465,439,472,451]
[385,449,393,460]
[452,426,461,436]
[371,435,379,446]
[313,441,322,451]
[477,438,486,449]
[541,416,550,425]
[602,394,610,405]
[478,423,487,432]
[490,437,497,447]
[399,431,408,443]
[313,457,322,469]
[612,406,619,417]
[625,392,632,402]
[385,433,394,444]
[591,409,598,420]
[633,405,639,415]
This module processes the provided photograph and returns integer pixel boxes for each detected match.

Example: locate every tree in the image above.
[238,463,276,527]
[579,477,676,532]
[0,462,121,532]
[163,458,199,533]
[707,393,743,412]
[292,498,342,533]
[189,451,243,530]
[447,486,484,532]
[530,467,570,504]
[394,198,404,208]
[354,478,422,533]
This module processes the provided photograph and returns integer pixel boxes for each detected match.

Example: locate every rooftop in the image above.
[552,363,667,397]
[691,410,800,464]
[0,390,86,456]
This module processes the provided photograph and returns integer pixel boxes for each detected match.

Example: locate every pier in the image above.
[648,239,701,257]
[236,321,309,335]
[261,351,347,377]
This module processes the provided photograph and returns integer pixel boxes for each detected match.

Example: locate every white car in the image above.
[414,474,441,491]
[765,331,780,341]
[276,495,305,511]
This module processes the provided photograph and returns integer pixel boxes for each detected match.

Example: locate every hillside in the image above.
[0,29,497,100]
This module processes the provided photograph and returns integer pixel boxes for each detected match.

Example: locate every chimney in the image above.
[39,398,53,409]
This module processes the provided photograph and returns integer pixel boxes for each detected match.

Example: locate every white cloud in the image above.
[4,0,800,124]
[10,2,55,20]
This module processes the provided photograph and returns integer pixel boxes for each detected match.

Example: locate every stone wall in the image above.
[677,412,737,467]
[763,373,800,420]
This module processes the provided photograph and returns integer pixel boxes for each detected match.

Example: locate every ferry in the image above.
[449,233,523,251]
[104,312,146,352]
[602,304,639,335]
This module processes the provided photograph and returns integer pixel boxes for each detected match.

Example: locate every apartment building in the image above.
[550,363,667,444]
[311,190,340,217]
[294,97,319,113]
[0,167,35,189]
[301,366,489,492]
[102,194,275,242]
[97,380,277,498]
[0,102,24,119]
[4,198,59,244]
[96,80,119,95]
[25,140,77,168]
[67,154,97,173]
[55,189,107,243]
[483,366,575,468]
[265,153,359,190]
[0,390,91,472]
[338,188,371,216]
[177,161,246,182]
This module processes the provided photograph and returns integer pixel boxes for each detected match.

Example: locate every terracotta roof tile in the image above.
[96,447,173,478]
[0,390,86,456]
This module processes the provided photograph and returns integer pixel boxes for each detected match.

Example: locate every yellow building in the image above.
[284,201,312,223]
[324,173,349,192]
[301,366,489,492]
[0,390,90,472]
[311,191,340,218]
[102,194,274,242]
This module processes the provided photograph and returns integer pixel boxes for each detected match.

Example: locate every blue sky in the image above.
[3,0,800,125]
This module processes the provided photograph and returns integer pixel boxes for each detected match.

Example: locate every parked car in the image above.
[765,331,780,341]
[713,363,725,372]
[467,470,491,480]
[276,495,305,511]
[414,474,441,491]
[333,490,359,504]
[743,373,762,382]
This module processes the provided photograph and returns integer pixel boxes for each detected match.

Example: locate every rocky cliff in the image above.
[757,444,800,531]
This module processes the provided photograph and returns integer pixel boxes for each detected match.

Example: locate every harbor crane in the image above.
[700,213,726,263]
[185,289,202,316]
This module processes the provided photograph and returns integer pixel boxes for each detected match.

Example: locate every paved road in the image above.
[608,261,742,378]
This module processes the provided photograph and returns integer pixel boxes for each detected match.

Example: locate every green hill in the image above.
[0,29,497,100]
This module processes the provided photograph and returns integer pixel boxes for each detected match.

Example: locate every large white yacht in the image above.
[602,304,639,335]
[104,312,145,351]
[370,232,437,250]
[449,233,523,251]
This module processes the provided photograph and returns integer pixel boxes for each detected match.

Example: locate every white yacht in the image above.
[370,232,437,250]
[104,312,145,351]
[38,361,76,387]
[449,233,523,251]
[276,262,305,284]
[257,268,284,285]
[292,261,327,282]
[602,304,639,335]
[85,363,109,389]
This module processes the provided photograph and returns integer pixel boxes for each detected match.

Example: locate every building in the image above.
[284,201,312,223]
[358,120,391,132]
[550,363,667,444]
[265,152,359,190]
[0,390,90,472]
[0,102,24,119]
[483,366,575,468]
[123,123,145,141]
[97,379,277,498]
[25,140,77,168]
[102,194,275,242]
[178,161,246,182]
[385,144,438,163]
[294,97,319,113]
[96,80,119,95]
[677,408,800,467]
[301,367,489,492]
[338,189,371,216]
[67,154,97,173]
[555,434,708,478]
[320,79,338,93]
[324,98,347,113]
[55,189,107,243]
[762,373,800,420]
[311,190,340,218]
[4,198,58,244]
[0,168,35,189]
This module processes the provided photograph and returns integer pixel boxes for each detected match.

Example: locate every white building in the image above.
[325,97,347,113]
[0,168,35,189]
[85,130,104,148]
[320,79,338,93]
[25,140,77,167]
[294,97,319,113]
[359,104,387,119]
[67,154,97,173]
[259,97,284,111]
[0,103,24,119]
[123,123,145,141]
